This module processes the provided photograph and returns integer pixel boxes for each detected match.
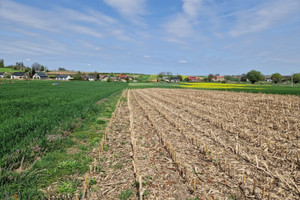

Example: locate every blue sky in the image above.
[0,0,299,75]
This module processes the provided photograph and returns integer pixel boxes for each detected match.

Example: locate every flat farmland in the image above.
[0,81,127,198]
[89,88,300,199]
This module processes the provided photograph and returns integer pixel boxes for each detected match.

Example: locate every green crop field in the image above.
[0,68,23,73]
[147,74,157,81]
[0,81,127,199]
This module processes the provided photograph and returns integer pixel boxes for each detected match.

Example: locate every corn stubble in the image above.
[83,88,299,199]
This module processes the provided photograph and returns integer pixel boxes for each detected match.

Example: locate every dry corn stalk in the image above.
[82,173,89,198]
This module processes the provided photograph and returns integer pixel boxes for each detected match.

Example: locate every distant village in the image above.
[0,70,235,83]
[0,59,297,84]
[1,71,293,84]
[0,71,142,82]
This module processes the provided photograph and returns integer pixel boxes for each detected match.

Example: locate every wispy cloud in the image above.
[182,0,204,19]
[164,14,194,38]
[229,0,300,37]
[0,39,64,55]
[163,0,207,43]
[0,0,121,38]
[103,0,146,25]
[177,59,188,63]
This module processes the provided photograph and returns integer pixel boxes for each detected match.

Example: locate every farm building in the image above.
[0,72,5,78]
[33,72,49,79]
[99,75,106,80]
[56,75,72,80]
[187,76,198,82]
[162,77,169,81]
[170,77,181,82]
[111,77,118,81]
[212,75,224,82]
[101,76,109,81]
[119,74,127,80]
[86,75,96,81]
[11,72,27,79]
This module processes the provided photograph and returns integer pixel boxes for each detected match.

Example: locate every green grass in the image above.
[147,74,157,81]
[0,67,23,73]
[0,81,127,199]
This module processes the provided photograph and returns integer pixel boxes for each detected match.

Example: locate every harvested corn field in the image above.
[87,88,300,200]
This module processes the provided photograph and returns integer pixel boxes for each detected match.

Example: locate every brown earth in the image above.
[83,89,299,200]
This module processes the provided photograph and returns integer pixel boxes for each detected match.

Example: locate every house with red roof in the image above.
[212,75,224,82]
[188,76,197,82]
[119,74,127,80]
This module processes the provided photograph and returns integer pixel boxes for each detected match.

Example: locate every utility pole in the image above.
[291,72,294,88]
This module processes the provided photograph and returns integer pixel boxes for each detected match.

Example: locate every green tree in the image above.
[25,67,30,72]
[271,73,282,84]
[73,71,82,80]
[58,67,67,71]
[107,77,112,82]
[166,71,172,80]
[32,62,41,71]
[246,70,264,84]
[158,72,164,81]
[178,75,183,81]
[31,68,36,78]
[240,74,247,82]
[207,74,214,82]
[224,76,231,81]
[292,73,300,83]
[16,62,25,70]
[140,75,143,81]
[0,59,4,68]
[41,65,45,72]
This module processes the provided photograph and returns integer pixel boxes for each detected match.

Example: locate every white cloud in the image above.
[164,14,194,38]
[112,29,133,41]
[144,55,151,59]
[0,0,120,38]
[25,58,31,61]
[229,0,300,37]
[103,0,146,24]
[182,0,204,19]
[67,24,102,38]
[0,39,64,55]
[163,0,207,42]
[87,64,91,66]
[177,59,188,63]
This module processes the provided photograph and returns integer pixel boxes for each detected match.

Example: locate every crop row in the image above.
[131,89,299,199]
